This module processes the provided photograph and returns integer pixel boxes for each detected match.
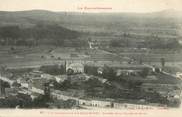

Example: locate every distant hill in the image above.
[0,9,181,30]
[0,9,182,38]
[146,9,182,18]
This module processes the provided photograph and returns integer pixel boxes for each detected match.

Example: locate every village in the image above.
[0,43,181,109]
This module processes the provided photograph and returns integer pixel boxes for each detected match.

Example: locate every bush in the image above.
[139,68,149,78]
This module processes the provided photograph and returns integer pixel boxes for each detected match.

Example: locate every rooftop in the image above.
[31,78,49,89]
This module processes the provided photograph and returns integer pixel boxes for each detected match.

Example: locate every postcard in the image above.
[0,0,182,117]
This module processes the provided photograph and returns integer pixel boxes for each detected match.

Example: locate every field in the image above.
[0,45,182,76]
[0,46,126,69]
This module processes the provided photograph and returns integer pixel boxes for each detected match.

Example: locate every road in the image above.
[0,75,14,85]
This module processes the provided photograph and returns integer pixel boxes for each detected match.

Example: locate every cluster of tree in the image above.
[84,65,98,76]
[101,82,169,105]
[167,98,181,107]
[39,64,66,75]
[84,65,151,81]
[31,95,49,108]
[0,80,10,89]
[0,93,33,108]
[63,39,89,47]
[102,66,116,81]
[48,99,78,109]
[7,68,34,76]
[144,38,181,49]
[138,68,150,78]
[110,33,131,47]
[84,65,116,81]
[53,79,72,90]
[0,24,85,47]
[81,77,142,99]
[83,78,105,97]
[109,34,181,50]
[110,39,129,47]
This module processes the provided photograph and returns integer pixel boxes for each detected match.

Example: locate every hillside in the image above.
[0,9,182,37]
[0,24,81,46]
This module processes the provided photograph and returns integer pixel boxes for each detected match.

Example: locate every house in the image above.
[66,63,84,73]
[30,92,40,100]
[78,99,91,106]
[18,78,29,88]
[5,88,18,97]
[116,69,140,76]
[176,72,182,79]
[88,40,99,49]
[18,89,31,95]
[48,99,79,109]
[51,90,78,101]
[178,40,182,45]
[90,100,111,107]
[152,66,162,73]
[55,75,67,83]
[97,67,104,74]
[30,87,44,94]
[28,78,49,94]
[28,70,42,77]
[41,73,54,80]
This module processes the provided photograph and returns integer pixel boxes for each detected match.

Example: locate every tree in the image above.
[140,68,149,78]
[139,58,143,64]
[60,79,71,90]
[84,65,98,76]
[102,65,116,80]
[40,65,66,75]
[32,95,49,108]
[44,83,51,101]
[0,26,20,45]
[160,58,165,68]
[110,40,121,47]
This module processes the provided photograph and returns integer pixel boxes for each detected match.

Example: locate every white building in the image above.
[66,63,84,73]
[90,100,111,107]
[176,72,182,79]
[55,75,67,83]
[97,67,104,74]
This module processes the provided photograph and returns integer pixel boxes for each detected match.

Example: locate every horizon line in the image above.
[0,8,181,14]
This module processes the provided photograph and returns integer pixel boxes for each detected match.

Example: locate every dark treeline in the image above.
[84,65,150,81]
[0,24,88,47]
[109,34,181,49]
[39,65,66,75]
[144,37,181,49]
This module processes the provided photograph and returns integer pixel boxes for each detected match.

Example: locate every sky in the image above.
[0,0,182,13]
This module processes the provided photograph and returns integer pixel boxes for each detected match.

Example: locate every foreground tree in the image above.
[139,68,150,78]
[160,58,165,68]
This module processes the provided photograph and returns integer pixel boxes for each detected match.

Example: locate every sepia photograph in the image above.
[0,0,182,116]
